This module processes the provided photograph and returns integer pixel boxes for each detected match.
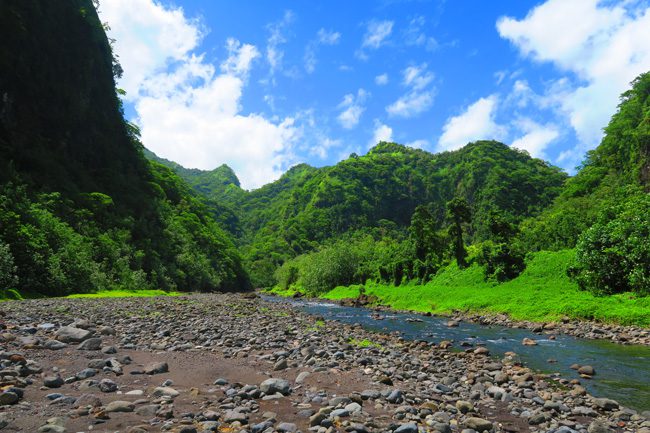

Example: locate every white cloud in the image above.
[311,137,342,159]
[497,0,650,151]
[317,28,341,45]
[99,0,299,189]
[406,139,428,149]
[305,28,341,73]
[402,64,434,90]
[98,0,202,100]
[386,64,435,117]
[337,89,368,129]
[386,92,434,118]
[438,95,506,151]
[266,10,294,78]
[361,20,393,49]
[221,38,260,77]
[510,118,559,158]
[370,120,393,146]
[375,73,389,85]
[403,16,438,51]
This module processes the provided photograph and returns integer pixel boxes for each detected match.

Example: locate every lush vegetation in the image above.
[316,250,649,327]
[0,0,248,298]
[153,140,568,288]
[0,1,647,319]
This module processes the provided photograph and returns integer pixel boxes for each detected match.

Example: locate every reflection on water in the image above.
[264,296,650,412]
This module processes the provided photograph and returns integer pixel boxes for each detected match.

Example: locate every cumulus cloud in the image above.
[438,96,506,151]
[370,120,393,146]
[98,0,202,100]
[337,89,369,129]
[99,0,299,189]
[510,118,559,158]
[375,73,389,85]
[386,64,435,117]
[497,0,650,152]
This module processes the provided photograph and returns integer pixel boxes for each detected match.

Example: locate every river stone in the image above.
[593,398,618,410]
[44,375,64,388]
[0,392,18,405]
[273,358,288,370]
[44,339,68,350]
[345,402,362,414]
[394,423,418,433]
[361,389,381,400]
[528,413,548,425]
[260,378,291,395]
[310,412,327,427]
[277,422,297,432]
[73,393,102,408]
[98,379,118,393]
[135,404,160,416]
[588,420,614,433]
[387,389,403,403]
[77,338,102,351]
[455,400,473,414]
[144,362,168,375]
[295,371,310,383]
[56,326,92,343]
[38,425,66,433]
[578,365,595,375]
[522,337,537,346]
[464,417,492,432]
[153,386,179,398]
[474,347,489,356]
[105,400,134,412]
[223,410,248,423]
[494,372,509,384]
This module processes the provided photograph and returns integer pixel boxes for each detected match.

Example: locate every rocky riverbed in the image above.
[335,297,650,346]
[0,293,648,433]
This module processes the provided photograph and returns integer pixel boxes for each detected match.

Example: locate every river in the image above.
[264,296,650,412]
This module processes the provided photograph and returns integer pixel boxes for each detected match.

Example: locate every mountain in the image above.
[0,0,248,296]
[151,140,568,286]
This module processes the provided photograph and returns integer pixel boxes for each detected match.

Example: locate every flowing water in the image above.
[264,296,650,412]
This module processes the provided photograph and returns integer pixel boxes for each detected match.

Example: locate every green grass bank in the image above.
[270,250,650,327]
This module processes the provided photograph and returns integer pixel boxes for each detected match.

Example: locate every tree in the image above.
[446,197,471,268]
[409,205,445,281]
[0,240,18,292]
[571,192,649,296]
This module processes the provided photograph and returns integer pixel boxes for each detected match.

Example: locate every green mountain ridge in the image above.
[149,140,568,286]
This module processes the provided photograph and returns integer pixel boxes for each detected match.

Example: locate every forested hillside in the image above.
[151,73,649,298]
[0,0,248,297]
[151,140,568,287]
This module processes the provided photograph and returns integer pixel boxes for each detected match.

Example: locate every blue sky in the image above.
[99,0,650,189]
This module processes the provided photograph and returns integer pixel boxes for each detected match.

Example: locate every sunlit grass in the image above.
[319,250,650,327]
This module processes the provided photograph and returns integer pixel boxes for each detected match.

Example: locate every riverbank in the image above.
[269,251,650,345]
[0,293,647,432]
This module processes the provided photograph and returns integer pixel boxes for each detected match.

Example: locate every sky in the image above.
[98,0,650,189]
